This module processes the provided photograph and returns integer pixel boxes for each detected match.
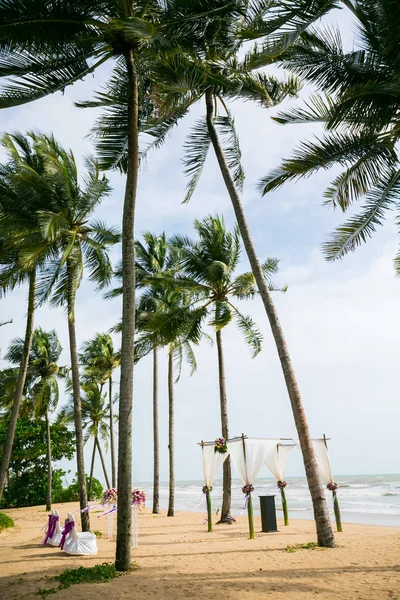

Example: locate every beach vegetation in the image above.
[0,418,74,508]
[5,328,66,511]
[0,512,14,531]
[285,542,322,552]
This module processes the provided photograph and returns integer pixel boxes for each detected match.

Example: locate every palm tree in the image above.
[6,328,65,510]
[136,286,201,517]
[0,132,56,504]
[167,215,284,522]
[86,1,338,546]
[107,231,182,514]
[0,0,237,568]
[61,380,111,493]
[24,135,119,531]
[260,0,400,273]
[80,334,120,488]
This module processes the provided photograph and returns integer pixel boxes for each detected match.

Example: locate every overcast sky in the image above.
[0,7,399,487]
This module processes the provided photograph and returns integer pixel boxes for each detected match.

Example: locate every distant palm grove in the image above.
[0,0,398,571]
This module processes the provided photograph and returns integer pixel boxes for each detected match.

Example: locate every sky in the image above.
[0,7,399,488]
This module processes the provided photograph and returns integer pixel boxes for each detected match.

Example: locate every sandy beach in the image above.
[0,503,399,599]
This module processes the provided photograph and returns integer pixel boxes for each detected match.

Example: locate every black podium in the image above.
[259,495,278,532]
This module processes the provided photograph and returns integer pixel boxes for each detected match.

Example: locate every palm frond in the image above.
[323,168,400,261]
[215,112,245,192]
[182,116,211,204]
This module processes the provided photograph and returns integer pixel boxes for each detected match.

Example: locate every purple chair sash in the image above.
[59,519,75,550]
[42,514,59,545]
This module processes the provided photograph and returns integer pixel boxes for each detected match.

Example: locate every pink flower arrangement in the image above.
[277,480,287,489]
[132,489,146,508]
[242,484,254,495]
[101,488,118,505]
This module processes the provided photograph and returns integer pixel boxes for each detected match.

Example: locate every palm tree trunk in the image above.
[153,345,160,514]
[67,260,90,532]
[88,437,97,497]
[109,377,116,488]
[215,329,231,523]
[0,270,36,502]
[45,411,52,511]
[167,347,175,517]
[116,48,139,571]
[95,436,111,489]
[205,89,335,548]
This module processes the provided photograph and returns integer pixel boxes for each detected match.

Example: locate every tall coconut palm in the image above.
[0,0,239,568]
[22,135,119,531]
[162,215,284,522]
[86,1,337,545]
[61,380,111,493]
[136,287,202,517]
[6,328,66,510]
[107,231,182,514]
[260,0,400,273]
[80,334,120,487]
[0,132,59,504]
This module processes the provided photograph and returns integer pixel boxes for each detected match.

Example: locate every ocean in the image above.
[137,474,400,527]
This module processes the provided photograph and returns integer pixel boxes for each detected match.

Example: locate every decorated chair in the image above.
[42,509,62,547]
[59,512,98,555]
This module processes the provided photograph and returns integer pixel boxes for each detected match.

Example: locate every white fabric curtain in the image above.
[265,443,294,481]
[293,438,334,484]
[312,439,334,484]
[227,438,275,485]
[201,444,228,487]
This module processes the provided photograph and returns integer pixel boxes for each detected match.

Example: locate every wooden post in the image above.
[201,441,213,532]
[281,487,289,526]
[241,433,255,539]
[206,491,212,533]
[323,434,342,533]
[277,444,289,526]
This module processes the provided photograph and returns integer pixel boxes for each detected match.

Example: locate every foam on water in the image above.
[135,474,400,527]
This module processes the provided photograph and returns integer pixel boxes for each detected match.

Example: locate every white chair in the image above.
[47,509,62,547]
[42,509,62,547]
[60,512,98,556]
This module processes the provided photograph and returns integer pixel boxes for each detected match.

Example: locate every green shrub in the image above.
[0,512,14,531]
[58,474,103,503]
[56,563,117,588]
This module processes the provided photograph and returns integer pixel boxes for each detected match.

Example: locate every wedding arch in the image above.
[198,434,341,538]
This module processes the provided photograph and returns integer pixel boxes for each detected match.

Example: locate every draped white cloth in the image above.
[293,438,334,485]
[311,439,334,485]
[265,443,295,481]
[201,443,228,487]
[227,438,274,485]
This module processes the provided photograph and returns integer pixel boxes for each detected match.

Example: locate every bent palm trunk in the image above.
[215,329,231,523]
[95,436,111,489]
[109,377,116,488]
[88,438,97,497]
[205,89,334,548]
[116,49,139,571]
[67,261,90,532]
[153,345,160,514]
[45,411,52,511]
[167,347,175,517]
[0,271,36,502]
